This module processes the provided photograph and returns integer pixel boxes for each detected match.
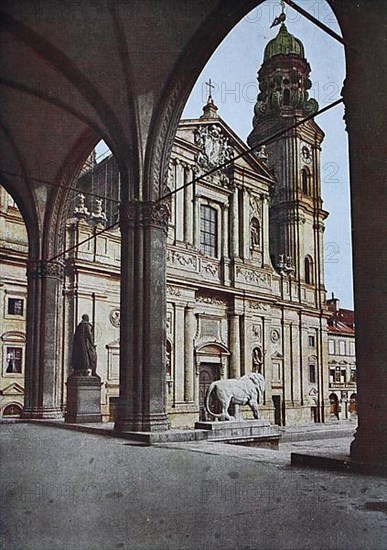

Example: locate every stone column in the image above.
[342,32,387,471]
[115,201,169,432]
[22,259,64,419]
[183,164,194,244]
[184,304,195,402]
[228,313,241,378]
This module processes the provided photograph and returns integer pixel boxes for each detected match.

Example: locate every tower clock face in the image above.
[301,143,312,164]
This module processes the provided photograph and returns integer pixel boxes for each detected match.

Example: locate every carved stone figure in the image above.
[250,218,260,248]
[252,347,263,373]
[73,193,90,219]
[71,314,97,374]
[205,372,265,421]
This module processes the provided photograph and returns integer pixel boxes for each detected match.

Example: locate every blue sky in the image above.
[181,0,353,309]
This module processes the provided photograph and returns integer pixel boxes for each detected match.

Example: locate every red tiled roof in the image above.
[328,308,355,335]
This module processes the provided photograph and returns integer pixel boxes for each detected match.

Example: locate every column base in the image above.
[350,427,387,475]
[115,413,169,433]
[21,407,64,420]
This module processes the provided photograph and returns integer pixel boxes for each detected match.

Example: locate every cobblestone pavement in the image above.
[1,423,386,550]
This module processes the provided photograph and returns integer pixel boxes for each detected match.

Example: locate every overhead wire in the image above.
[45,96,343,264]
[157,98,343,203]
[0,169,120,204]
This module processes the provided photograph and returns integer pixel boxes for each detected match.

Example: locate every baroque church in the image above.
[0,22,331,427]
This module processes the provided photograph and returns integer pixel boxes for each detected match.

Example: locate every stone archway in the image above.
[0,0,384,470]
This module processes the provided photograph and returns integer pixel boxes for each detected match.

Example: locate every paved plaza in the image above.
[1,423,386,550]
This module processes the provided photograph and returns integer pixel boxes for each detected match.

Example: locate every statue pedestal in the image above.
[194,419,281,449]
[65,372,102,423]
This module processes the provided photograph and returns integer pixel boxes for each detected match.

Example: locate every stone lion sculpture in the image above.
[205,372,265,421]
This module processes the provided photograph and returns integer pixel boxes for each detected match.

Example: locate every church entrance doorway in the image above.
[272,395,282,426]
[199,362,220,421]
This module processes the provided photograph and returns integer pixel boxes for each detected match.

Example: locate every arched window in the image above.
[329,393,339,418]
[283,88,290,106]
[2,404,22,417]
[305,255,313,285]
[250,217,260,249]
[349,393,357,414]
[301,168,310,195]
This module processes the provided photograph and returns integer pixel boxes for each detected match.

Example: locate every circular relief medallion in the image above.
[109,308,120,328]
[270,329,280,343]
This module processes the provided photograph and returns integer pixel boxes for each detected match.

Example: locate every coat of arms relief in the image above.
[194,125,234,187]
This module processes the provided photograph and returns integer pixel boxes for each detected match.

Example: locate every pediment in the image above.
[1,331,26,343]
[106,338,119,349]
[1,382,24,396]
[177,118,274,182]
[271,351,283,360]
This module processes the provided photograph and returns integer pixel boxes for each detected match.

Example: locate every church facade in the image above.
[0,23,332,427]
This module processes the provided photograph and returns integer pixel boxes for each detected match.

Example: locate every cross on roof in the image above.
[205,78,215,101]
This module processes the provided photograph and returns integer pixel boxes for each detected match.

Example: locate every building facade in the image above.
[326,294,357,421]
[0,23,333,427]
[0,186,28,417]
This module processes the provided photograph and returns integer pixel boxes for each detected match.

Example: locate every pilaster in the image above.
[262,194,271,267]
[184,304,195,402]
[183,164,194,244]
[230,188,239,258]
[175,160,184,242]
[228,313,241,378]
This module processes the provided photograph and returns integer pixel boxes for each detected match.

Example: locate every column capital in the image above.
[27,259,65,280]
[120,200,170,234]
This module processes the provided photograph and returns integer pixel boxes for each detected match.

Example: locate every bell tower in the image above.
[248,15,328,306]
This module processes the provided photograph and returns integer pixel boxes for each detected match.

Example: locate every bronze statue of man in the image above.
[71,314,97,374]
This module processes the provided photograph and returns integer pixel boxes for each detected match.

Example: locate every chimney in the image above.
[327,292,340,313]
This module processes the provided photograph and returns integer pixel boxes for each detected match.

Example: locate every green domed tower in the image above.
[248,22,318,138]
[248,19,328,310]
